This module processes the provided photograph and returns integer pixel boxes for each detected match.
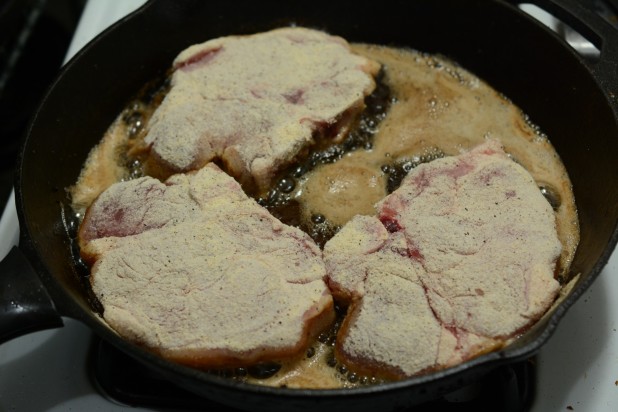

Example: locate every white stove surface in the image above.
[0,1,616,411]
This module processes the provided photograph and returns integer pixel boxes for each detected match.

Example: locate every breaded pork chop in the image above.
[79,164,334,368]
[142,27,380,192]
[324,140,561,378]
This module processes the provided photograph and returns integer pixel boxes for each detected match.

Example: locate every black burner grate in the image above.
[90,338,535,412]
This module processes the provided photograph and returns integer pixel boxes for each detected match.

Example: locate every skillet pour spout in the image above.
[2,0,618,410]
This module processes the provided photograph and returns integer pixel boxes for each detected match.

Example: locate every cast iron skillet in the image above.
[1,0,617,410]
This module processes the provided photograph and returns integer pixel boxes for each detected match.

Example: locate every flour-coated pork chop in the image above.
[324,140,561,378]
[79,164,334,368]
[142,27,380,192]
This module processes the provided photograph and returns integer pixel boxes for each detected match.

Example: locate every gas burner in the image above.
[90,337,535,412]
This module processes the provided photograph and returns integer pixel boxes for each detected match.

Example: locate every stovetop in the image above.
[0,1,617,411]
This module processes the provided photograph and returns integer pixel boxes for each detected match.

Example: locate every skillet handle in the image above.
[509,0,618,107]
[0,246,63,344]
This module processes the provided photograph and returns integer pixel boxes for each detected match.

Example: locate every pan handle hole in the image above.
[519,3,601,60]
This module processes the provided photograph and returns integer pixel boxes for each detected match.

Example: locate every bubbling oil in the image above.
[208,306,387,388]
[258,70,394,247]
